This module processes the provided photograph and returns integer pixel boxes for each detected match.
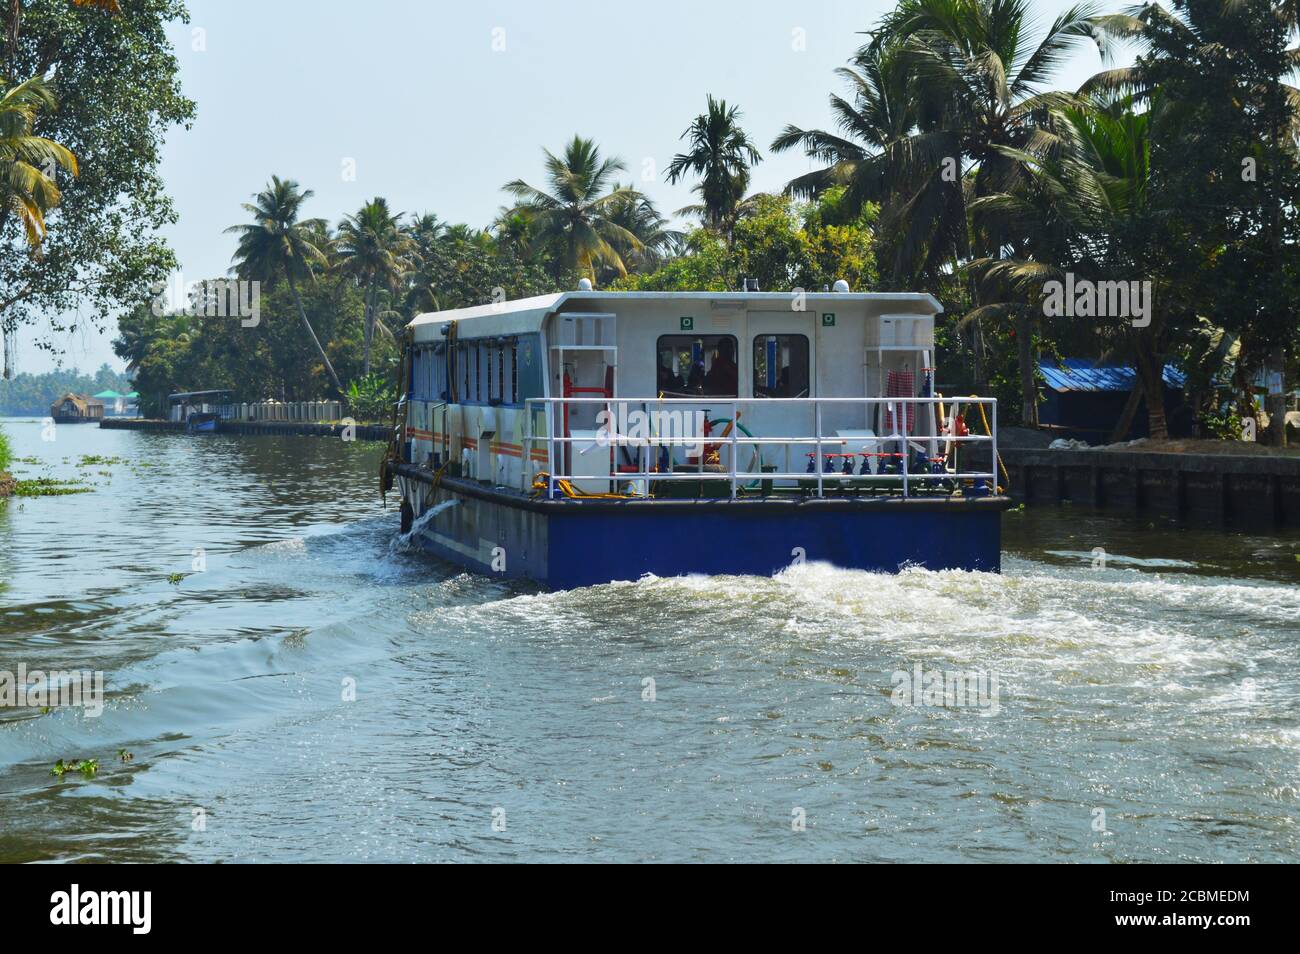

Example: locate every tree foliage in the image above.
[0,0,193,359]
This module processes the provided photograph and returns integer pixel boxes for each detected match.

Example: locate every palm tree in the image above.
[969,102,1163,431]
[666,95,763,238]
[226,176,343,394]
[674,190,768,244]
[771,43,958,288]
[337,197,411,375]
[598,183,682,284]
[490,206,534,258]
[0,73,77,380]
[407,212,446,250]
[401,212,447,315]
[1085,1,1300,444]
[775,1,1097,285]
[0,74,77,248]
[502,136,643,282]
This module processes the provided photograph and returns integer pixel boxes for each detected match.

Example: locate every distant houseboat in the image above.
[381,284,1010,589]
[50,393,105,423]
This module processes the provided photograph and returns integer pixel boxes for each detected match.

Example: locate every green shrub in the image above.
[345,373,397,423]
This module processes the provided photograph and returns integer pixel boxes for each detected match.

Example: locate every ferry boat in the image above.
[380,283,1011,589]
[168,390,231,434]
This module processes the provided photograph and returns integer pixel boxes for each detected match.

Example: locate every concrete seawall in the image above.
[100,418,391,442]
[1001,446,1300,527]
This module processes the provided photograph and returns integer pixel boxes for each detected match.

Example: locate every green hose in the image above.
[707,418,762,489]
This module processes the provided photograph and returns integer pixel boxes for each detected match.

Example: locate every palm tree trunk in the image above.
[1134,336,1167,440]
[1109,383,1143,443]
[362,279,376,377]
[1016,308,1038,426]
[286,272,343,395]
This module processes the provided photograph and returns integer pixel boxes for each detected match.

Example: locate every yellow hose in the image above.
[970,397,1009,494]
[531,471,635,499]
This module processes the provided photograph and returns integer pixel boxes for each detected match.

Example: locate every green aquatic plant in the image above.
[166,572,184,585]
[12,478,93,497]
[118,749,134,763]
[50,758,98,779]
[76,454,126,467]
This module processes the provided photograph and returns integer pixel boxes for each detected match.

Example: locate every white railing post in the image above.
[546,400,555,498]
[815,400,824,498]
[991,398,999,492]
[729,399,738,499]
[895,399,909,498]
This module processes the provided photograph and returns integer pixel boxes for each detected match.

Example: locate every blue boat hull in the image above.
[398,470,1009,589]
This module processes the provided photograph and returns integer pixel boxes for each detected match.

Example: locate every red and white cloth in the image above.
[882,369,916,434]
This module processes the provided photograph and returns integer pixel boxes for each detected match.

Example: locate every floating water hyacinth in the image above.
[50,759,99,780]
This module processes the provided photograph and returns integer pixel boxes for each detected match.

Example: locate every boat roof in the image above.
[169,389,233,401]
[408,290,943,340]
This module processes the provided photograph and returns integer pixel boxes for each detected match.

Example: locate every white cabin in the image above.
[403,288,969,496]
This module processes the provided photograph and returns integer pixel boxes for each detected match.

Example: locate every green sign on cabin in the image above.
[680,316,694,331]
[821,313,836,327]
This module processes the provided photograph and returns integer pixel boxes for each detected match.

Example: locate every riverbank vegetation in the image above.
[0,425,12,496]
[0,365,131,416]
[4,1,1298,444]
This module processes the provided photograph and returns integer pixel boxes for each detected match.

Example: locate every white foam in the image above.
[393,499,461,551]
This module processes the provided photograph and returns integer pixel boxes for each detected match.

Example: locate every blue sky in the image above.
[30,0,1126,375]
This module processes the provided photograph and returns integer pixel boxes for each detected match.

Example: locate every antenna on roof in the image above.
[741,278,760,292]
[577,278,593,291]
[833,279,850,293]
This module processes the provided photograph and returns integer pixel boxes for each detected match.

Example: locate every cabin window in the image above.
[496,344,506,405]
[655,335,738,398]
[431,344,448,400]
[752,334,810,398]
[414,345,445,401]
[410,348,424,399]
[510,340,519,403]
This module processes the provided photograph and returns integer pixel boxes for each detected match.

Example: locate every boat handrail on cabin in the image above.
[395,283,1001,502]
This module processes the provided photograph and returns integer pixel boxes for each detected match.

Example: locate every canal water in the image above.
[1,417,1297,862]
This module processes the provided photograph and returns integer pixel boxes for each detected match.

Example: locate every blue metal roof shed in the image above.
[1038,359,1191,440]
[1039,358,1186,393]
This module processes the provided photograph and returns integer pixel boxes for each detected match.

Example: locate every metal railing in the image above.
[523,395,998,500]
[167,400,347,423]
